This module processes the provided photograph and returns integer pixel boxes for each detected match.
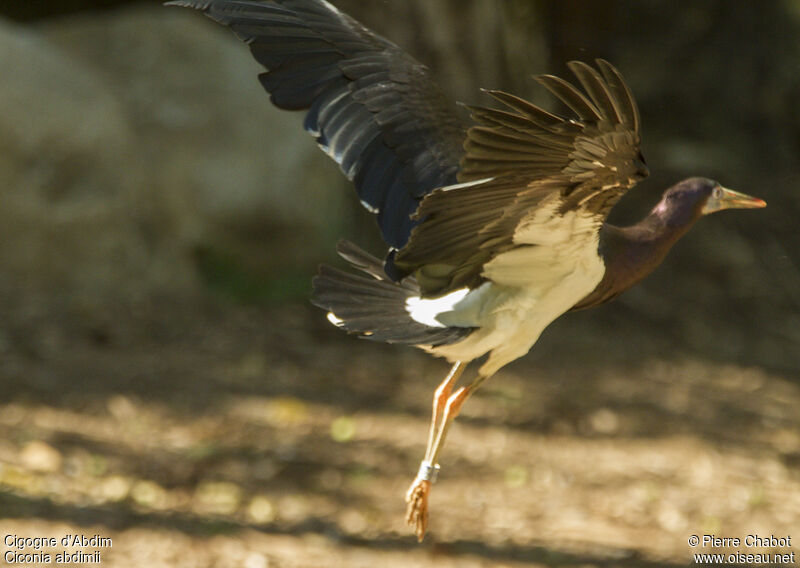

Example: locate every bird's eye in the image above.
[712,186,723,199]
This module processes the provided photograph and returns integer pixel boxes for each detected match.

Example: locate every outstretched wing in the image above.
[167,0,468,249]
[395,60,649,295]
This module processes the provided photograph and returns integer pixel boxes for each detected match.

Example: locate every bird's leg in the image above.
[405,361,464,541]
[428,372,489,466]
[406,367,490,541]
[425,361,465,462]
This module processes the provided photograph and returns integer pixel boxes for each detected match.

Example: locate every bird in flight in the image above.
[167,0,766,540]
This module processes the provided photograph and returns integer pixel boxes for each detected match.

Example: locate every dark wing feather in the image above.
[395,60,649,296]
[567,61,622,125]
[596,59,640,132]
[312,240,472,345]
[535,74,602,122]
[166,0,468,249]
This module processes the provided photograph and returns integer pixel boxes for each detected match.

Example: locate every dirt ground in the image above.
[1,298,799,567]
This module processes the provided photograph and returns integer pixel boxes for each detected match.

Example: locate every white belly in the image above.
[426,206,605,377]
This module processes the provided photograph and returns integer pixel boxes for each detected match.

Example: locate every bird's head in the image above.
[653,177,766,229]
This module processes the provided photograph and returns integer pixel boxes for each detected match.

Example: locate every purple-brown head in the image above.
[653,177,766,229]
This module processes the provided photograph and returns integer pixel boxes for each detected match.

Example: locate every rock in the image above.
[0,1,363,329]
[0,11,209,338]
[0,15,195,320]
[40,4,350,276]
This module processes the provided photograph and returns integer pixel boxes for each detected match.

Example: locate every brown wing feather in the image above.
[482,90,565,130]
[596,59,640,132]
[395,60,648,296]
[567,61,622,124]
[535,74,602,122]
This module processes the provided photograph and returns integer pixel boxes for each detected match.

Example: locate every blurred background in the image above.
[0,1,798,566]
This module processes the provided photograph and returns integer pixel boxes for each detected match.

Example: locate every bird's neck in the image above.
[617,206,693,256]
[573,206,697,310]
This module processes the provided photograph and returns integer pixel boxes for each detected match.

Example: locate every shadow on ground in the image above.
[1,299,798,567]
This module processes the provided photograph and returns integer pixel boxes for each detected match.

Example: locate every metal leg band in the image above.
[415,460,440,484]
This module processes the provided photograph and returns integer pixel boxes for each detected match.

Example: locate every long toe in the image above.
[405,479,431,541]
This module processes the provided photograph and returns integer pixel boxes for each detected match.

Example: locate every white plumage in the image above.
[426,200,605,376]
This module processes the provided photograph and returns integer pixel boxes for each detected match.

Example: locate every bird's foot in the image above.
[405,460,439,541]
[405,478,431,541]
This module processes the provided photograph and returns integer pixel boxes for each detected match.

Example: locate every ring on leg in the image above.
[405,385,471,541]
[415,460,440,484]
[406,365,486,542]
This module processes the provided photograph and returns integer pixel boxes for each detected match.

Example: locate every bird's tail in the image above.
[312,241,470,346]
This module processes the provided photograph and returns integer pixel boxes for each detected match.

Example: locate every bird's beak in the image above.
[701,186,767,215]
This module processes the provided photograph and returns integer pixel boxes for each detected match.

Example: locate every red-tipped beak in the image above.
[701,186,767,215]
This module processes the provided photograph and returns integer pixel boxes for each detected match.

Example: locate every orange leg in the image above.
[425,361,465,462]
[405,366,490,541]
